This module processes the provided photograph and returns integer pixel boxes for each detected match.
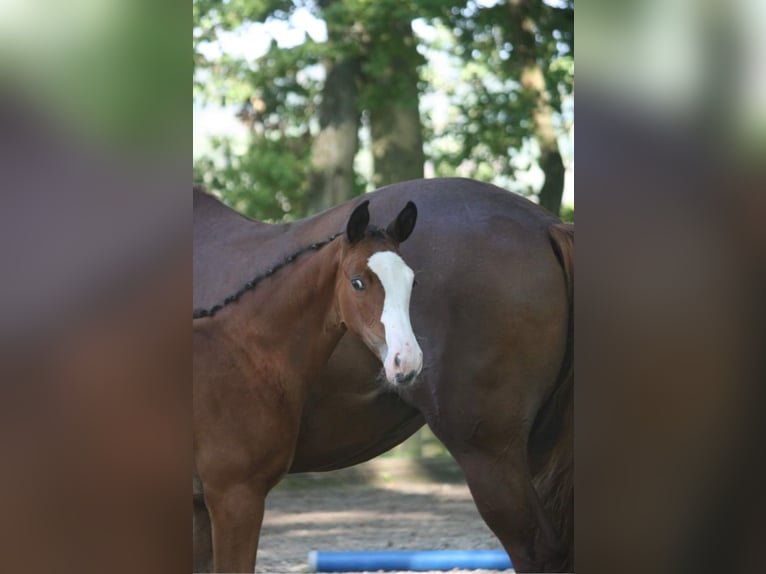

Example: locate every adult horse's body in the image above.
[193,177,573,573]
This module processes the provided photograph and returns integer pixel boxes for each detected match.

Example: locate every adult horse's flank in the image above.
[194,177,574,573]
[193,197,422,573]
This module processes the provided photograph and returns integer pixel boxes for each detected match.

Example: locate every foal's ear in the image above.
[386,201,417,243]
[346,200,370,244]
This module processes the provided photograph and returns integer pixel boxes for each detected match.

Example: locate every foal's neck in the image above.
[243,238,346,380]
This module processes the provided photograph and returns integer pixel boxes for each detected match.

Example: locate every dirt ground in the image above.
[255,458,513,574]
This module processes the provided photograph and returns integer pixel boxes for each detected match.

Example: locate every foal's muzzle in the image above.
[394,370,418,385]
[384,345,423,386]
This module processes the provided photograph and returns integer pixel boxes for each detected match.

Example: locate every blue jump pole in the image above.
[308,549,513,572]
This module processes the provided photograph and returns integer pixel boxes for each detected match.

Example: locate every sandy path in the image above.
[255,459,513,574]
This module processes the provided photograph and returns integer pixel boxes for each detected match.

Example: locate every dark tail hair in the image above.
[530,222,574,572]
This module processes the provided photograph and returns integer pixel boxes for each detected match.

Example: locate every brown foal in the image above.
[193,199,421,572]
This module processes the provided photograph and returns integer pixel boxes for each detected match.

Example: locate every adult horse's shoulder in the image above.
[194,185,257,226]
[193,185,218,210]
[193,186,269,309]
[192,186,345,311]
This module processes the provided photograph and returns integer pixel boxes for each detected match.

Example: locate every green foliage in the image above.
[560,203,574,223]
[194,1,323,219]
[193,0,574,220]
[194,133,312,222]
[426,0,574,196]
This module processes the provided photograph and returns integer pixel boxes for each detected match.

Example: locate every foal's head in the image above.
[335,200,422,386]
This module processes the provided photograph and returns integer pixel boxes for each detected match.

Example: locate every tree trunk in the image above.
[507,0,565,217]
[367,21,424,187]
[306,56,361,214]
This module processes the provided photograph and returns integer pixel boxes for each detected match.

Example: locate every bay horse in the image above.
[193,196,423,573]
[194,177,574,573]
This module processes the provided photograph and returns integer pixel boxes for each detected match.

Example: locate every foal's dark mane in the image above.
[192,231,344,320]
[192,198,391,320]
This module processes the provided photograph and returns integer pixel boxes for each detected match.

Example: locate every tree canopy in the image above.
[193,0,573,222]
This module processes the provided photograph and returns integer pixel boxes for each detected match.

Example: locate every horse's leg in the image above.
[193,492,213,573]
[204,481,266,573]
[195,341,305,572]
[423,359,566,571]
[196,412,300,572]
[453,442,564,572]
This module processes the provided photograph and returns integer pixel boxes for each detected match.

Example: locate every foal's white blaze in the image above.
[367,251,423,384]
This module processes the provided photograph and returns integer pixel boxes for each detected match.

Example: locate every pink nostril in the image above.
[394,353,401,368]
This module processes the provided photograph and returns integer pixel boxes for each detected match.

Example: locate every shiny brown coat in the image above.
[193,177,573,572]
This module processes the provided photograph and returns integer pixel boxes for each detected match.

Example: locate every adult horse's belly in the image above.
[289,333,423,472]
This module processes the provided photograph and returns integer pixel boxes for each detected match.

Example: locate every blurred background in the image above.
[193,0,574,223]
[0,0,763,572]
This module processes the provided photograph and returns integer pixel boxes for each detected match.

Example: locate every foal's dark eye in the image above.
[351,278,365,291]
